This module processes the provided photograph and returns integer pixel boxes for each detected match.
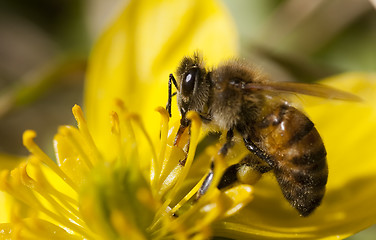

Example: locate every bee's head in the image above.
[175,53,210,125]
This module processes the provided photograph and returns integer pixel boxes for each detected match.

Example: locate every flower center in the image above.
[0,103,255,240]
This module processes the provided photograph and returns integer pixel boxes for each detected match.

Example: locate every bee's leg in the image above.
[197,161,214,197]
[217,162,240,189]
[243,138,275,168]
[197,129,234,197]
[174,117,191,147]
[177,124,191,167]
[218,128,234,156]
[217,137,275,189]
[217,154,273,189]
[166,74,178,117]
[240,154,272,174]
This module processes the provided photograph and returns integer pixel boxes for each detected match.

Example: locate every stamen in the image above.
[166,143,243,237]
[18,161,93,238]
[19,163,83,226]
[22,130,79,192]
[154,107,170,187]
[23,218,83,239]
[114,98,126,111]
[129,113,160,194]
[72,105,100,165]
[128,113,158,169]
[4,163,92,238]
[152,111,202,230]
[110,111,120,136]
[114,99,137,163]
[170,171,208,214]
[53,134,90,185]
[58,126,94,169]
[27,158,82,220]
[169,111,202,198]
[110,111,125,163]
[168,190,222,236]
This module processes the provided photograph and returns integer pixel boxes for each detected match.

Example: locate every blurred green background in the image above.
[0,0,375,238]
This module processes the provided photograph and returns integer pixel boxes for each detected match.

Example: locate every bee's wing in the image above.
[243,81,361,101]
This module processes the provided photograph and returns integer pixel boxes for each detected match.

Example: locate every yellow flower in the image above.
[0,103,252,239]
[1,0,376,239]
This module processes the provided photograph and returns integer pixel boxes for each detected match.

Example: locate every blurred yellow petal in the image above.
[213,73,376,239]
[7,218,84,240]
[221,184,253,218]
[0,223,12,238]
[84,0,238,160]
[0,154,24,171]
[0,193,5,222]
[0,154,27,222]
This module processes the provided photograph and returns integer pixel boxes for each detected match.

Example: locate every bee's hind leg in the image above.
[199,136,274,195]
[243,137,275,168]
[216,138,273,187]
[197,129,234,198]
[216,153,273,190]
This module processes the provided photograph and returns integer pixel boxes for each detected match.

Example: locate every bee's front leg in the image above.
[166,73,178,117]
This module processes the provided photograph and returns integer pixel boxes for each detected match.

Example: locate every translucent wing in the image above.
[243,81,361,101]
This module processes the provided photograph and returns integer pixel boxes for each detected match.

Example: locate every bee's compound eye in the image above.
[181,68,198,97]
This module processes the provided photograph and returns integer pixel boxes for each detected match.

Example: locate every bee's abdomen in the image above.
[275,128,327,216]
[256,104,328,216]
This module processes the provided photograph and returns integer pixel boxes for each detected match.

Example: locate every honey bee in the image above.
[166,53,360,217]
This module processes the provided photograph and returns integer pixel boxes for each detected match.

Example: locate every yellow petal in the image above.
[221,184,253,218]
[213,73,376,239]
[0,223,12,238]
[84,0,238,160]
[0,154,25,222]
[0,153,24,171]
[0,218,83,239]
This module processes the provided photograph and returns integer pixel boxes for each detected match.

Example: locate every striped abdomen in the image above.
[254,104,328,216]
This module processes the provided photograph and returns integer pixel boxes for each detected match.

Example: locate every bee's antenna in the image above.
[166,74,178,117]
